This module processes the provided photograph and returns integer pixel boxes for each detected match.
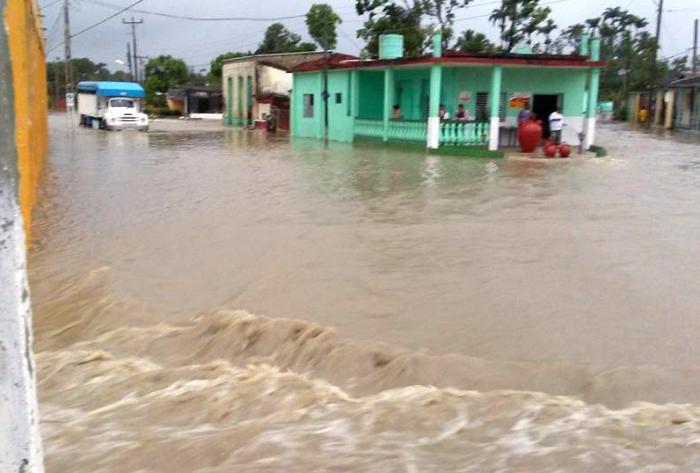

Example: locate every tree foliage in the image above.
[255,23,316,54]
[356,3,426,57]
[454,29,495,53]
[489,0,554,52]
[143,55,189,106]
[46,58,122,105]
[355,0,473,56]
[208,52,251,84]
[305,4,342,51]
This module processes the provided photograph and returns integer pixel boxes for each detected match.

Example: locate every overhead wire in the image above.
[46,0,146,54]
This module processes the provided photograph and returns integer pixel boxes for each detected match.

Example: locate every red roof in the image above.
[293,50,605,72]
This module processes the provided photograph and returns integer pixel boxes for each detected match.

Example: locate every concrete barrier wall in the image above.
[1,1,47,471]
[5,0,48,239]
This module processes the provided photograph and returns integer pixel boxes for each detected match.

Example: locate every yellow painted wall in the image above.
[4,0,48,242]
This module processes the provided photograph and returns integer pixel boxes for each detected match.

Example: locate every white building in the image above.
[222,51,325,129]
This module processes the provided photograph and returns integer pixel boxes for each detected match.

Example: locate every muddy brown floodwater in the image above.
[30,115,700,471]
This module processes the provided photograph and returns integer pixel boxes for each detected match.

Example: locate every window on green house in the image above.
[476,92,489,121]
[335,93,342,104]
[475,92,506,121]
[303,94,314,118]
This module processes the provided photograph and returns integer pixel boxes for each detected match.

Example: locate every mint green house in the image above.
[290,34,603,155]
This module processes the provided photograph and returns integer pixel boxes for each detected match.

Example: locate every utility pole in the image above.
[123,17,143,81]
[651,0,664,89]
[63,0,72,96]
[126,42,133,81]
[322,17,329,142]
[693,19,698,75]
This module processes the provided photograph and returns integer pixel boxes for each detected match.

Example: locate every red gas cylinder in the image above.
[518,120,542,153]
[544,143,557,158]
[559,143,571,158]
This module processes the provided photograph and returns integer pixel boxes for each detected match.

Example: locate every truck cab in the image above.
[77,81,149,131]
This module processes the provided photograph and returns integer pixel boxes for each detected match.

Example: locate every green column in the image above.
[246,75,253,127]
[226,77,233,125]
[585,36,601,148]
[237,76,243,125]
[351,70,359,118]
[427,63,443,149]
[383,68,394,142]
[488,65,502,151]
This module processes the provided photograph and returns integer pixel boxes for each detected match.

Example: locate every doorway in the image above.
[532,94,561,137]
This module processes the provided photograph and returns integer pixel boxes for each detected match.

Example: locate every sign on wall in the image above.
[458,90,472,103]
[508,92,531,109]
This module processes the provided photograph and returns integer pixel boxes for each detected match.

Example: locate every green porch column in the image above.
[351,70,359,117]
[383,68,394,142]
[237,76,243,126]
[351,70,359,140]
[585,36,601,148]
[427,64,443,149]
[488,65,502,151]
[427,32,443,149]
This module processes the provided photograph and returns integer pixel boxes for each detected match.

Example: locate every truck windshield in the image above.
[109,99,134,108]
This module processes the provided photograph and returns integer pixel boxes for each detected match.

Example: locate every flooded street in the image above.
[31,115,700,471]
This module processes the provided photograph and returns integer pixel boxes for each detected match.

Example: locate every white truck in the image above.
[76,81,149,131]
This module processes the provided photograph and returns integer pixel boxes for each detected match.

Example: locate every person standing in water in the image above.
[638,105,649,127]
[549,107,564,144]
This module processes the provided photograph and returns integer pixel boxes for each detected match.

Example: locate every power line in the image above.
[46,0,145,54]
[84,0,307,22]
[40,0,63,9]
[454,0,575,23]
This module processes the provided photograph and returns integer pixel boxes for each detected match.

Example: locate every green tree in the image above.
[355,0,473,54]
[489,0,550,51]
[208,51,250,84]
[255,23,316,54]
[539,18,557,53]
[305,4,342,51]
[356,3,426,57]
[143,55,189,106]
[454,29,495,53]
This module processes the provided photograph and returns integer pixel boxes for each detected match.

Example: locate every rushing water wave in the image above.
[31,117,700,471]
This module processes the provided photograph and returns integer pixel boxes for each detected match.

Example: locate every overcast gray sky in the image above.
[42,0,699,72]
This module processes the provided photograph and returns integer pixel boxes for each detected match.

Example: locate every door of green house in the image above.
[397,80,415,119]
[327,71,354,142]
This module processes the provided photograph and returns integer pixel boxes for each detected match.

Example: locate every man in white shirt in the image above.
[549,108,564,144]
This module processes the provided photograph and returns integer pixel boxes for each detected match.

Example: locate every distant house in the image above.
[289,34,604,155]
[670,75,700,131]
[221,51,326,129]
[166,86,223,117]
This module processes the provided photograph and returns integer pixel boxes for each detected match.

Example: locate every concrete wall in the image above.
[258,64,291,97]
[291,71,323,139]
[222,60,256,125]
[222,53,326,126]
[1,1,47,472]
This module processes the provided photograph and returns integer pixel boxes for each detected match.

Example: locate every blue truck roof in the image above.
[76,81,145,98]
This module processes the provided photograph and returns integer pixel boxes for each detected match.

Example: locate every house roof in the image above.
[670,74,700,88]
[76,81,145,97]
[223,51,328,71]
[292,51,605,73]
[167,86,223,100]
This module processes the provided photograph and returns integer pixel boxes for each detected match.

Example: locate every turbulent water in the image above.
[30,116,700,471]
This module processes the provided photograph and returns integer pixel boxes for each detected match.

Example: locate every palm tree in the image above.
[539,18,557,53]
[455,29,495,53]
[585,17,600,34]
[489,6,508,49]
